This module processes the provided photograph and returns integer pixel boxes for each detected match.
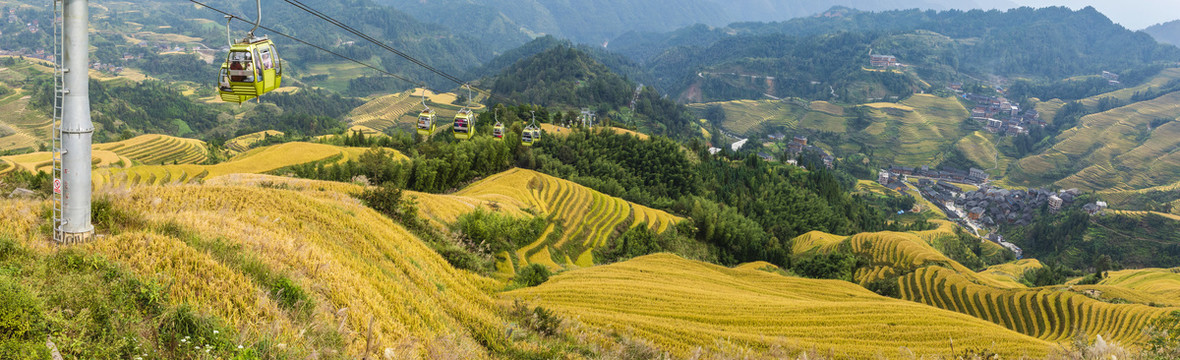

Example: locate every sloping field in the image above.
[505,253,1053,358]
[688,99,809,135]
[0,89,50,152]
[979,259,1043,289]
[93,134,209,166]
[1013,91,1180,191]
[0,149,130,174]
[795,230,1180,345]
[456,168,681,269]
[693,94,969,166]
[92,142,404,187]
[348,91,417,132]
[956,131,1010,175]
[225,130,283,153]
[0,182,510,357]
[1089,267,1180,304]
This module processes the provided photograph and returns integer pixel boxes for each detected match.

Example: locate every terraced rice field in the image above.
[979,259,1043,289]
[1013,91,1180,191]
[225,130,283,153]
[1083,267,1180,305]
[899,265,1176,344]
[0,149,130,174]
[0,89,51,152]
[94,134,209,165]
[347,91,418,132]
[92,142,404,188]
[687,99,810,136]
[794,230,1180,345]
[956,131,1007,174]
[506,253,1053,358]
[456,168,681,270]
[0,180,510,357]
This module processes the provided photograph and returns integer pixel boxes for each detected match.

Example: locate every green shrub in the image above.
[865,277,900,298]
[157,304,231,353]
[0,277,45,340]
[514,264,551,287]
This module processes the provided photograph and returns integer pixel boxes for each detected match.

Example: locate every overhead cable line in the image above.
[282,0,465,85]
[278,0,508,102]
[189,0,426,89]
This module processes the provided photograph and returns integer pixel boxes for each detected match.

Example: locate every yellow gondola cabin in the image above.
[219,37,282,103]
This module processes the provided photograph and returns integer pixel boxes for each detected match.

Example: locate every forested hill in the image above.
[489,46,694,138]
[610,6,1180,102]
[0,0,492,91]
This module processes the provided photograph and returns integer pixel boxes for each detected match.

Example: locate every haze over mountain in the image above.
[375,0,1018,45]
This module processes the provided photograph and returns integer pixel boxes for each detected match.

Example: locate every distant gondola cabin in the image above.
[453,108,474,140]
[219,37,282,103]
[492,123,505,139]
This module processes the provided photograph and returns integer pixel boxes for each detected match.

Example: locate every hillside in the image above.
[0,179,513,358]
[91,142,402,187]
[1145,20,1180,46]
[378,0,998,45]
[489,46,696,138]
[453,168,681,271]
[793,229,1180,345]
[506,253,1053,358]
[1011,91,1180,191]
[615,6,1180,102]
[692,94,973,167]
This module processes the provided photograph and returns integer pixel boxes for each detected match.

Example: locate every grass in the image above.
[0,177,517,357]
[505,253,1053,358]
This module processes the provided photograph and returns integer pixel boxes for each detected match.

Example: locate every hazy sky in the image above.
[1011,1,1180,30]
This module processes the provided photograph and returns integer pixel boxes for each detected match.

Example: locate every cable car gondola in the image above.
[416,93,436,136]
[453,85,475,140]
[218,3,281,104]
[492,109,505,140]
[452,108,473,140]
[522,111,541,147]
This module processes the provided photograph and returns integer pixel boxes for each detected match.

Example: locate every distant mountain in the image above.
[488,46,694,138]
[1145,20,1180,46]
[374,0,1015,45]
[614,6,1180,102]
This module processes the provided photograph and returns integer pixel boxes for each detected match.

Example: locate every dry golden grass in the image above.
[506,253,1053,359]
[0,179,514,357]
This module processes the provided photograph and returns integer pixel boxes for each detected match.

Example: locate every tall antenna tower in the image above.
[51,0,94,244]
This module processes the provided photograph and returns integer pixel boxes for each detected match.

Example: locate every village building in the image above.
[870,54,900,67]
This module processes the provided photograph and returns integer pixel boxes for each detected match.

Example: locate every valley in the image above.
[1,0,1179,359]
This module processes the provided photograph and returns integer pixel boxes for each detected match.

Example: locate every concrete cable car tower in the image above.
[51,0,94,244]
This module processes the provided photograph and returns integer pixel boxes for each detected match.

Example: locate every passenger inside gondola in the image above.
[228,51,254,82]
